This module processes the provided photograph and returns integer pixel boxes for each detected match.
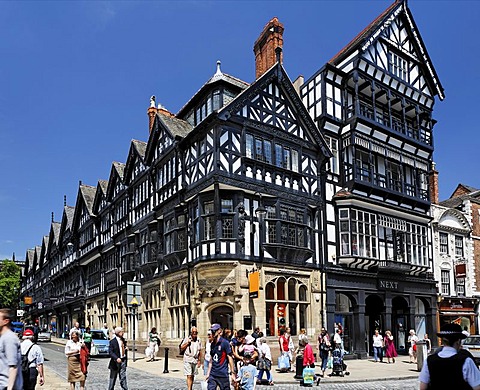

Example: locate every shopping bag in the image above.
[303,367,315,385]
[90,344,99,356]
[145,346,152,357]
[278,353,290,370]
[327,356,333,369]
[200,381,208,390]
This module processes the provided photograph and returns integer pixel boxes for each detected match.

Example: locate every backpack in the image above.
[22,344,35,383]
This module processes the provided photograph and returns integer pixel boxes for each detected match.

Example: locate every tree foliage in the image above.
[0,259,21,308]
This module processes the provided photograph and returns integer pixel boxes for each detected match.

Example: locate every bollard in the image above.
[294,355,304,379]
[163,347,169,373]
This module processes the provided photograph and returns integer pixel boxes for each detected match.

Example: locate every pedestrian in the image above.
[102,323,110,339]
[333,328,342,351]
[21,328,45,389]
[372,329,383,363]
[0,308,23,389]
[235,352,257,390]
[302,337,315,368]
[256,337,273,385]
[204,330,213,376]
[147,327,160,362]
[251,327,261,340]
[317,328,330,377]
[408,329,419,364]
[69,322,81,339]
[286,327,295,369]
[419,323,480,389]
[83,327,92,354]
[424,333,432,354]
[65,330,86,390]
[278,328,290,370]
[205,323,235,390]
[383,330,397,364]
[232,329,247,373]
[108,326,128,390]
[239,335,257,360]
[180,326,202,390]
[296,328,308,357]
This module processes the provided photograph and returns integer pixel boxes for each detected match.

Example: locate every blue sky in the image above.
[0,1,478,260]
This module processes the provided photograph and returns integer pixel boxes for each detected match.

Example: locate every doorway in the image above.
[365,294,384,355]
[392,296,409,354]
[210,305,233,331]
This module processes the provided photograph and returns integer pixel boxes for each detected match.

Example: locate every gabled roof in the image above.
[217,60,332,161]
[176,61,249,119]
[106,161,126,200]
[46,221,61,260]
[124,139,148,185]
[144,112,193,164]
[328,0,444,100]
[132,139,147,160]
[93,180,109,214]
[79,184,96,216]
[58,205,75,246]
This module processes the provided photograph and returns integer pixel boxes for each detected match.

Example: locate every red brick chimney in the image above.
[429,162,439,204]
[147,96,174,133]
[253,17,284,80]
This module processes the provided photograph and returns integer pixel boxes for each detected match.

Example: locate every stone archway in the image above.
[210,305,234,331]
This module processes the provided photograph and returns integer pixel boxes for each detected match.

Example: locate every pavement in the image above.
[42,337,420,388]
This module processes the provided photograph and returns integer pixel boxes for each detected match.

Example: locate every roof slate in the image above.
[157,112,193,138]
[80,185,96,215]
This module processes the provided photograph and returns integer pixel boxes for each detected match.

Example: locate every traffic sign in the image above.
[126,281,142,307]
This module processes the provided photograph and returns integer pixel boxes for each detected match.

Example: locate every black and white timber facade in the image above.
[20,1,447,358]
[300,0,444,357]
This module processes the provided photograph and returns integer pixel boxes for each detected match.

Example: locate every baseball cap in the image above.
[210,323,222,332]
[23,329,34,338]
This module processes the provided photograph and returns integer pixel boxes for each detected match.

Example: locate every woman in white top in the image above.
[372,330,384,362]
[65,331,86,390]
[408,329,419,364]
[203,330,213,375]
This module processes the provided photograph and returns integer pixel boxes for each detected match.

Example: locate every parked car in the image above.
[37,328,52,342]
[462,335,480,366]
[12,322,24,338]
[91,329,110,357]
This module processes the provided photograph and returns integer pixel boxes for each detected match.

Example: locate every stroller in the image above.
[330,346,350,377]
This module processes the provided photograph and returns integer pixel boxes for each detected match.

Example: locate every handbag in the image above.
[257,356,266,370]
[145,346,152,356]
[90,344,99,356]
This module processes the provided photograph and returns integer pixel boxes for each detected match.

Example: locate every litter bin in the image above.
[416,340,427,372]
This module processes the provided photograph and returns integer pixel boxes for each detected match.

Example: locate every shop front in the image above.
[438,297,478,336]
[326,269,437,358]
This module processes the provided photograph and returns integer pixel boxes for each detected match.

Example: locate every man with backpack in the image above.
[180,326,202,390]
[0,308,23,389]
[20,328,44,389]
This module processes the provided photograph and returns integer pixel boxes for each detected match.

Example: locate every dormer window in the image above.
[389,52,408,82]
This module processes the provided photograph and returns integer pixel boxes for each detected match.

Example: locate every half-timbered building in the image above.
[300,0,443,357]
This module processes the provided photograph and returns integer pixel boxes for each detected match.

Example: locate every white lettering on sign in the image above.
[379,280,399,289]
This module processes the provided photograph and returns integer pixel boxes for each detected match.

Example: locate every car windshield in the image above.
[464,337,480,346]
[92,331,108,340]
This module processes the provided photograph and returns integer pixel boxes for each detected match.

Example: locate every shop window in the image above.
[265,278,309,337]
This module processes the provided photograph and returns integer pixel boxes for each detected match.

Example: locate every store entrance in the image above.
[365,294,384,356]
[392,296,409,354]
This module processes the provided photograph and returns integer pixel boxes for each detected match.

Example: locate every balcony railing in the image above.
[347,102,432,146]
[345,163,429,202]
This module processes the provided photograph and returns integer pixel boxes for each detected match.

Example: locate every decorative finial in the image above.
[150,95,156,108]
[51,212,54,223]
[215,60,222,76]
[64,195,67,207]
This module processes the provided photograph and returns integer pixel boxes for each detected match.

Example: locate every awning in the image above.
[439,311,476,316]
